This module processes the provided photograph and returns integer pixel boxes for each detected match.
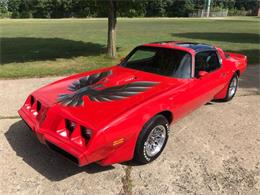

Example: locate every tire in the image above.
[222,73,239,102]
[134,115,169,164]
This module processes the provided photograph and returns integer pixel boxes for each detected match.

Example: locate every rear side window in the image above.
[195,51,221,75]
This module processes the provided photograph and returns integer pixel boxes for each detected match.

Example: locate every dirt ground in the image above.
[0,66,259,195]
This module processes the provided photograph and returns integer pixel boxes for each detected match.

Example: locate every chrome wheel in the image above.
[228,76,238,97]
[144,125,166,157]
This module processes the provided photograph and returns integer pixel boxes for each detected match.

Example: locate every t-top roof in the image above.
[175,42,216,52]
[149,41,216,52]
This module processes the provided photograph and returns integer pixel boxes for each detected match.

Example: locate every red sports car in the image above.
[19,41,247,166]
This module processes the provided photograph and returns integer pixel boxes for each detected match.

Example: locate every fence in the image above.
[189,9,229,17]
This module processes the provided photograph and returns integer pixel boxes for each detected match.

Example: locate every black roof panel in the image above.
[148,41,216,52]
[175,42,216,52]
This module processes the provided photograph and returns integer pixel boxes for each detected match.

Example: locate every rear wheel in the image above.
[134,115,169,164]
[222,73,238,102]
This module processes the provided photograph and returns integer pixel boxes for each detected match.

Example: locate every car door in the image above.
[173,50,228,119]
[189,50,227,106]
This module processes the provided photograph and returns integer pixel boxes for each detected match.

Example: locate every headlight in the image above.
[80,126,92,143]
[65,119,76,135]
[36,101,41,112]
[63,119,92,145]
[30,95,35,106]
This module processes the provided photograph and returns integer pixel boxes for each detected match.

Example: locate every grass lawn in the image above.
[0,17,259,78]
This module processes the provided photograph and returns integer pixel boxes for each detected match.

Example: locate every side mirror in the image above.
[120,57,125,63]
[198,71,208,78]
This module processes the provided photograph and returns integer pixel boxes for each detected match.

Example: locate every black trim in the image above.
[175,42,216,53]
[46,141,79,165]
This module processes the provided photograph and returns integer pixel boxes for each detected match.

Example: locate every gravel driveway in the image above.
[0,66,259,195]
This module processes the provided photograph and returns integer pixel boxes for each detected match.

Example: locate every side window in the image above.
[195,51,221,76]
[173,53,192,78]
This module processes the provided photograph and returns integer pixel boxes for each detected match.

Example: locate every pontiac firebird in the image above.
[18,42,247,166]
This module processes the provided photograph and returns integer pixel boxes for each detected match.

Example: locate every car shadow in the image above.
[4,120,114,181]
[1,37,106,65]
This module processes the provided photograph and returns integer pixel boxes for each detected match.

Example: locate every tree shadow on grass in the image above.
[171,32,260,64]
[1,37,106,64]
[5,120,114,181]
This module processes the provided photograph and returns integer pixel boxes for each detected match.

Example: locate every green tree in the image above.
[0,0,9,17]
[32,0,52,18]
[117,0,146,17]
[7,0,21,18]
[71,0,99,17]
[166,0,195,17]
[145,0,167,17]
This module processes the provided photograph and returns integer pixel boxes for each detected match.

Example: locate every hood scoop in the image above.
[104,73,137,87]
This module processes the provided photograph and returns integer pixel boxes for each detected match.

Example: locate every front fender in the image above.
[99,98,173,165]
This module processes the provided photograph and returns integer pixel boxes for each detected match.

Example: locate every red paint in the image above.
[18,42,247,166]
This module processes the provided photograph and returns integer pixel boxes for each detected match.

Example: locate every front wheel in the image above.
[222,73,239,102]
[134,115,169,164]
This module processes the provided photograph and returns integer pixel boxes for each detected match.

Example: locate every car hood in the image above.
[33,66,187,129]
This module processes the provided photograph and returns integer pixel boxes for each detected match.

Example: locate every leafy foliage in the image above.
[4,0,258,18]
[0,0,10,18]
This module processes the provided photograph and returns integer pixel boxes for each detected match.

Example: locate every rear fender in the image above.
[214,69,239,100]
[224,52,247,75]
[214,80,230,100]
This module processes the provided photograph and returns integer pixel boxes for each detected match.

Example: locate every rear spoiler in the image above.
[224,52,247,75]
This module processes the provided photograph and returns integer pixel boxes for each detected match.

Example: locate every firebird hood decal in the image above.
[57,70,158,107]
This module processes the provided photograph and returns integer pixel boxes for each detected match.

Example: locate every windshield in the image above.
[121,46,192,78]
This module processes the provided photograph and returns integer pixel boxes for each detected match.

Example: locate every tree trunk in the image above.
[107,0,117,58]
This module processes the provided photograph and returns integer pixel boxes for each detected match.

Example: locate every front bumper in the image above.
[18,107,89,166]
